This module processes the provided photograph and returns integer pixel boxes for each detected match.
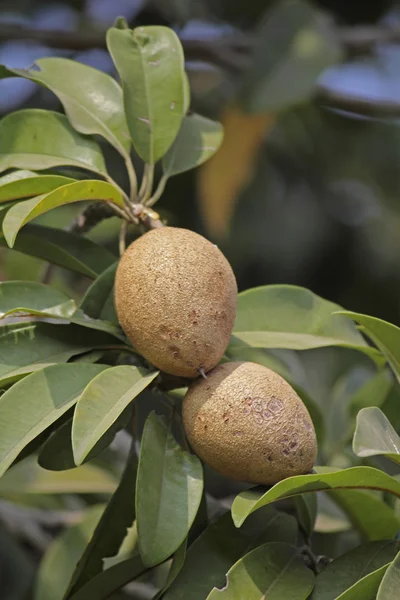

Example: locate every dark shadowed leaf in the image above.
[0,174,75,203]
[232,286,380,362]
[311,541,399,600]
[339,312,400,383]
[107,26,185,163]
[0,223,116,278]
[136,412,203,567]
[163,113,223,177]
[232,467,400,527]
[333,565,390,600]
[353,407,400,464]
[377,551,400,599]
[153,539,187,600]
[2,180,124,248]
[206,542,314,599]
[0,363,108,477]
[80,262,118,323]
[0,109,106,175]
[11,57,130,155]
[72,366,158,465]
[295,493,317,538]
[65,447,138,598]
[34,505,104,600]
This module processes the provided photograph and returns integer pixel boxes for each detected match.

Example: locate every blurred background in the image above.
[1,1,400,598]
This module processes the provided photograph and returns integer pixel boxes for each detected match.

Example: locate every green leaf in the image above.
[67,556,146,600]
[153,539,187,600]
[80,262,118,323]
[295,494,317,538]
[332,565,390,600]
[231,467,400,527]
[34,505,104,600]
[164,508,298,600]
[11,57,130,155]
[328,489,400,540]
[0,281,75,319]
[0,457,116,496]
[72,366,158,465]
[136,412,203,567]
[0,174,75,203]
[106,25,186,163]
[0,322,119,387]
[0,223,116,278]
[239,0,341,113]
[311,541,399,600]
[232,285,381,362]
[2,180,124,248]
[377,551,400,599]
[339,312,400,383]
[206,542,314,599]
[353,407,400,465]
[0,109,107,175]
[162,113,223,177]
[65,447,138,598]
[0,363,108,477]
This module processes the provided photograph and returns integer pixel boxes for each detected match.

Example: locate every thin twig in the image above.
[119,219,128,256]
[146,174,169,207]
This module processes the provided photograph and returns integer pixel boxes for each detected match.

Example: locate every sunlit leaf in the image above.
[0,281,75,319]
[0,174,75,203]
[353,407,400,464]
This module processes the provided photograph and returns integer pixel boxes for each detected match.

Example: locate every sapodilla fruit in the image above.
[115,227,237,378]
[182,361,317,485]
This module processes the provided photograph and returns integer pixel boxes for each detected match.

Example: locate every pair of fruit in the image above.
[115,227,317,485]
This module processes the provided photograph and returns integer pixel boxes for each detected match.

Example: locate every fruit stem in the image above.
[198,367,207,379]
[139,163,155,203]
[146,174,168,207]
[119,219,128,255]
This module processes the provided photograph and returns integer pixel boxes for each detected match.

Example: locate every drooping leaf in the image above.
[136,411,203,567]
[65,446,138,598]
[0,322,119,387]
[0,109,107,175]
[0,457,116,496]
[163,113,223,177]
[377,551,400,599]
[295,493,317,539]
[0,363,108,477]
[0,174,75,203]
[311,541,399,600]
[353,407,400,464]
[164,508,298,600]
[206,542,314,599]
[106,26,186,163]
[72,366,158,465]
[238,0,341,113]
[232,285,381,362]
[80,262,118,323]
[10,57,130,155]
[34,505,104,600]
[2,180,124,247]
[232,467,400,527]
[0,223,116,278]
[0,281,75,319]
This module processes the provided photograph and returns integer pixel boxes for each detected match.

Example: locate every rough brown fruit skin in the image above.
[182,361,317,485]
[115,227,237,378]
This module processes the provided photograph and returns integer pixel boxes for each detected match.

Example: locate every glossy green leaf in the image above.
[333,565,390,600]
[72,366,158,465]
[136,412,203,567]
[0,109,106,175]
[328,489,400,540]
[207,542,314,599]
[0,223,116,278]
[65,447,138,598]
[311,541,399,600]
[339,311,400,382]
[3,180,124,247]
[12,57,130,155]
[164,508,298,600]
[163,113,223,177]
[0,363,108,477]
[353,407,400,464]
[0,322,119,387]
[232,285,381,362]
[377,550,400,599]
[239,0,341,113]
[80,262,118,323]
[68,555,146,600]
[107,25,186,163]
[35,505,104,600]
[0,169,37,183]
[295,493,317,538]
[0,281,75,319]
[0,457,116,496]
[0,174,75,203]
[232,467,400,527]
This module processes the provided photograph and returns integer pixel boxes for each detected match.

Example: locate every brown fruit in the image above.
[182,361,317,485]
[114,227,237,378]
